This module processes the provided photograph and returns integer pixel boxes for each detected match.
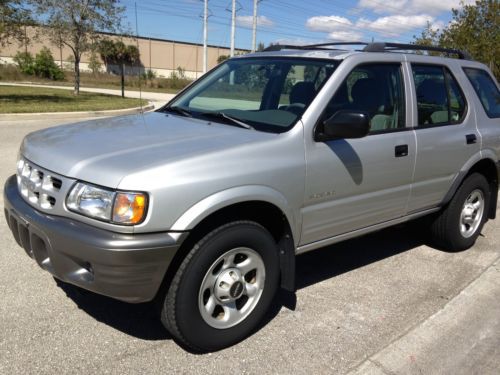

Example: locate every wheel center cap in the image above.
[464,205,475,218]
[229,281,244,299]
[214,268,244,302]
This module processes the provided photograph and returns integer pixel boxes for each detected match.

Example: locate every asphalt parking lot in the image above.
[1,116,499,374]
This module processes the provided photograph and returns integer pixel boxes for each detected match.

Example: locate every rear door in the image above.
[462,67,500,160]
[407,61,481,212]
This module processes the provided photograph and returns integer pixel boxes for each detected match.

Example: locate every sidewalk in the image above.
[349,258,500,375]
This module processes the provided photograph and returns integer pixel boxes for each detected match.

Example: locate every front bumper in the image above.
[3,175,185,303]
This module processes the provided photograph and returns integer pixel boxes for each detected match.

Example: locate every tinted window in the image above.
[463,68,500,118]
[323,64,405,133]
[446,70,467,121]
[167,58,337,133]
[412,65,466,126]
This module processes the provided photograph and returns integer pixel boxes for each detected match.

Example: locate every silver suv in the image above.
[4,42,500,352]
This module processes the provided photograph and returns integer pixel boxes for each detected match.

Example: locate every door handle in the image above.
[395,144,408,157]
[466,134,477,144]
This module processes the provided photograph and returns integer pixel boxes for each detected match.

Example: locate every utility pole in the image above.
[203,0,208,73]
[251,0,258,52]
[230,0,236,57]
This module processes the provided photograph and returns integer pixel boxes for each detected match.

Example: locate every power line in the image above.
[125,0,422,48]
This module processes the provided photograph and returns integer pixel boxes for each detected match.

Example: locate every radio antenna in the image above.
[134,2,144,114]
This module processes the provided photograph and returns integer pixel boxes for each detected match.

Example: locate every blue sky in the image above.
[121,0,473,50]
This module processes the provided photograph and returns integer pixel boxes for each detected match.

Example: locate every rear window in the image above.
[412,65,467,126]
[463,68,500,118]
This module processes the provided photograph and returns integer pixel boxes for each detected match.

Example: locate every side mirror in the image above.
[316,110,370,141]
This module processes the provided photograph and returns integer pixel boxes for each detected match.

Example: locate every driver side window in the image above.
[323,63,405,133]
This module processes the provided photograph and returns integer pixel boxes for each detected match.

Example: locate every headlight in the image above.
[66,182,147,225]
[66,183,115,221]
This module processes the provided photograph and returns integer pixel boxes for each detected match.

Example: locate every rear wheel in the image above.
[161,221,280,352]
[429,173,490,251]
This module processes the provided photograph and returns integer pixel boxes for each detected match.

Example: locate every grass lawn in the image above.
[0,85,148,113]
[0,65,186,94]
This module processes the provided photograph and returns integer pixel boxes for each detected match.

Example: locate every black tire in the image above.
[429,173,490,251]
[161,221,280,352]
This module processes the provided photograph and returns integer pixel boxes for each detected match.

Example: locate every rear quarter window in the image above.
[463,68,500,118]
[412,64,467,126]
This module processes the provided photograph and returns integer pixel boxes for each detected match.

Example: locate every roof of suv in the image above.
[236,42,473,63]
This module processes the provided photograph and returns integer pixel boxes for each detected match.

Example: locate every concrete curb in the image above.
[0,103,155,120]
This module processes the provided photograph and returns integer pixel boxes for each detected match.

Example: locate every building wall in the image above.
[0,27,247,79]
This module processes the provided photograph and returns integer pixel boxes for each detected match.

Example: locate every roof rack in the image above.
[263,41,472,60]
[263,42,368,52]
[362,42,472,60]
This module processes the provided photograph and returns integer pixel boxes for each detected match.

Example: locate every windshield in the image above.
[163,57,338,133]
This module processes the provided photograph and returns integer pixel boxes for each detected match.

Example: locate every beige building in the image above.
[0,27,248,79]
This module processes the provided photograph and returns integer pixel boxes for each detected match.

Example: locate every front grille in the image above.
[16,158,69,212]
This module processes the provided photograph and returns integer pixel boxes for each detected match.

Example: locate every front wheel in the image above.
[429,173,490,251]
[161,221,280,352]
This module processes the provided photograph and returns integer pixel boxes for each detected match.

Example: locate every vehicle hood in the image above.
[21,112,274,188]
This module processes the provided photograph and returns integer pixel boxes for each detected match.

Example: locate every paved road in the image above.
[1,116,499,374]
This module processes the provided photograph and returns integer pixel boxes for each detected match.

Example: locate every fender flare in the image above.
[170,185,299,291]
[441,151,499,218]
[170,185,298,238]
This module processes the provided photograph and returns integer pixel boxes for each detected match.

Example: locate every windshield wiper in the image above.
[163,106,193,117]
[200,111,254,130]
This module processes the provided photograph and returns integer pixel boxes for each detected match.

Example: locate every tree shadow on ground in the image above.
[54,222,425,347]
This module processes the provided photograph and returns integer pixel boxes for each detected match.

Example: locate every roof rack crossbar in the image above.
[362,42,472,60]
[263,41,368,52]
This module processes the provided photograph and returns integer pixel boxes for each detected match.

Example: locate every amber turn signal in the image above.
[112,192,147,224]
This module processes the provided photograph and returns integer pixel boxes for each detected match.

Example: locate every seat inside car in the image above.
[350,78,391,131]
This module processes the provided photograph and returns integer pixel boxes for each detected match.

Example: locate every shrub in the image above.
[33,47,64,80]
[217,55,229,64]
[146,69,156,80]
[88,51,102,75]
[140,69,156,83]
[12,48,64,80]
[13,52,35,75]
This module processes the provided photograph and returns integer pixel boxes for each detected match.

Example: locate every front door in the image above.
[301,62,415,245]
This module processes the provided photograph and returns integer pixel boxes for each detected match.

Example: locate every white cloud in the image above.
[328,31,364,42]
[236,15,274,28]
[357,0,476,16]
[306,15,353,33]
[356,14,435,36]
[273,38,318,46]
[306,15,364,41]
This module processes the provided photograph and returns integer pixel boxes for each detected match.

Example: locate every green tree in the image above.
[97,39,140,97]
[413,1,499,78]
[0,0,31,48]
[31,0,125,94]
[413,22,440,48]
[440,0,499,78]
